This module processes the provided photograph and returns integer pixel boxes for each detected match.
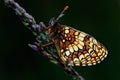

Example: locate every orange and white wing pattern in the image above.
[53,25,108,66]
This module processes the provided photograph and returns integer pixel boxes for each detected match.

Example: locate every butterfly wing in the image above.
[51,25,108,66]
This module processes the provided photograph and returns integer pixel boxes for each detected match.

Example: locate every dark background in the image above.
[0,0,120,80]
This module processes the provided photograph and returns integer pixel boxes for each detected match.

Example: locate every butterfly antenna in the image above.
[56,6,69,21]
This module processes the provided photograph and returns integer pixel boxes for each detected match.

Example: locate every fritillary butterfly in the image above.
[47,6,108,66]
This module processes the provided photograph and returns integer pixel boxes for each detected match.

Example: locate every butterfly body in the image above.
[47,23,108,66]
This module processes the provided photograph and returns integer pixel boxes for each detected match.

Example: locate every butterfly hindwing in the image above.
[50,25,108,66]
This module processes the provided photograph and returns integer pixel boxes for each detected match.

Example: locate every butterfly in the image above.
[46,6,108,66]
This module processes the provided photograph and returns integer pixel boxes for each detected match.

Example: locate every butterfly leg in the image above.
[28,42,52,59]
[42,41,54,47]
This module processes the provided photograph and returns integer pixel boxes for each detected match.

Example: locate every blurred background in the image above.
[0,0,120,80]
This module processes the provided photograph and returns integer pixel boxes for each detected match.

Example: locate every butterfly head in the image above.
[49,17,58,27]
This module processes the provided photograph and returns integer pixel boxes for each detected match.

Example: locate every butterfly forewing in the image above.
[50,25,108,66]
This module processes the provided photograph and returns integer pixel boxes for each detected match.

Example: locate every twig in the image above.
[4,0,85,80]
